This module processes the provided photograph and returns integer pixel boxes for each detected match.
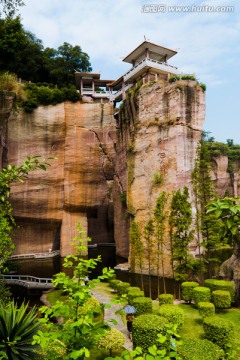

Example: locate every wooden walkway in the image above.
[10,250,60,260]
[0,275,53,289]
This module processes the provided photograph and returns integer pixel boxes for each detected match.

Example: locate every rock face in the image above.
[0,91,15,167]
[211,156,239,197]
[114,80,205,274]
[7,102,117,256]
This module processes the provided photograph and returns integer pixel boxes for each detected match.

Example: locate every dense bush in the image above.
[109,279,121,291]
[132,314,169,353]
[22,84,80,112]
[127,286,141,294]
[128,290,144,305]
[198,302,215,318]
[132,297,152,315]
[158,293,174,305]
[158,304,184,330]
[203,316,234,350]
[192,286,211,305]
[181,281,199,303]
[115,281,130,296]
[169,74,197,83]
[204,279,234,302]
[96,328,125,355]
[178,339,224,360]
[212,290,231,309]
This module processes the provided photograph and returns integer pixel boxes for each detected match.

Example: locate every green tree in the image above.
[33,223,115,359]
[154,192,168,295]
[144,219,154,298]
[0,0,24,17]
[130,220,144,291]
[46,42,92,86]
[169,187,194,297]
[192,139,221,278]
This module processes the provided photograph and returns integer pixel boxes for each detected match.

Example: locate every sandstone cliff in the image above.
[7,102,118,257]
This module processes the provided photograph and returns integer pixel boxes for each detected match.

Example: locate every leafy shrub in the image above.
[115,281,130,296]
[181,281,199,303]
[132,314,169,353]
[0,72,25,100]
[127,286,141,294]
[204,279,234,302]
[212,290,231,309]
[158,293,174,305]
[169,74,197,83]
[97,328,125,355]
[198,302,215,318]
[128,290,144,305]
[203,316,234,350]
[152,172,164,186]
[178,339,224,360]
[109,279,121,290]
[158,304,184,330]
[132,297,152,315]
[193,286,211,305]
[200,83,207,91]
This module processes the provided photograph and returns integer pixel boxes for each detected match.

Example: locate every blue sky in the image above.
[19,0,239,144]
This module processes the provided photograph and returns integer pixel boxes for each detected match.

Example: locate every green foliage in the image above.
[119,191,127,206]
[132,297,152,315]
[158,304,184,330]
[203,316,235,350]
[129,221,144,287]
[200,83,207,91]
[158,294,174,306]
[0,0,24,17]
[181,282,199,303]
[204,279,234,302]
[212,290,231,309]
[178,339,223,360]
[127,286,141,294]
[152,172,164,186]
[0,282,11,305]
[128,290,144,306]
[132,314,169,353]
[144,218,154,298]
[168,74,197,83]
[33,223,115,359]
[0,301,41,359]
[0,17,92,86]
[206,197,240,247]
[115,281,130,296]
[192,287,211,305]
[22,83,80,112]
[96,328,125,355]
[109,279,121,290]
[198,302,215,318]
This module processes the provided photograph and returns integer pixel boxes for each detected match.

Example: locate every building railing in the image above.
[123,58,178,82]
[0,274,53,289]
[10,250,60,260]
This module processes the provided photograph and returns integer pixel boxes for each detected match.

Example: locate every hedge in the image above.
[198,302,215,318]
[212,290,231,309]
[132,314,169,353]
[178,339,224,360]
[127,286,141,294]
[181,282,199,303]
[97,328,125,354]
[158,294,174,306]
[132,297,152,315]
[115,281,130,296]
[204,279,234,302]
[109,279,121,290]
[158,304,184,330]
[192,286,211,305]
[128,290,144,305]
[203,316,235,350]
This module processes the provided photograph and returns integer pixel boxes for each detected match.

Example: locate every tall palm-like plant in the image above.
[0,301,41,359]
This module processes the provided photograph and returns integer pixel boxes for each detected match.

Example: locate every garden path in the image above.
[91,288,133,351]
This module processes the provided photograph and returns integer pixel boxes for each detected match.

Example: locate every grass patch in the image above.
[46,289,67,305]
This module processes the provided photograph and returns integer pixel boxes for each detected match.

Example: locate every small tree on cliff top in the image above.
[0,156,52,272]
